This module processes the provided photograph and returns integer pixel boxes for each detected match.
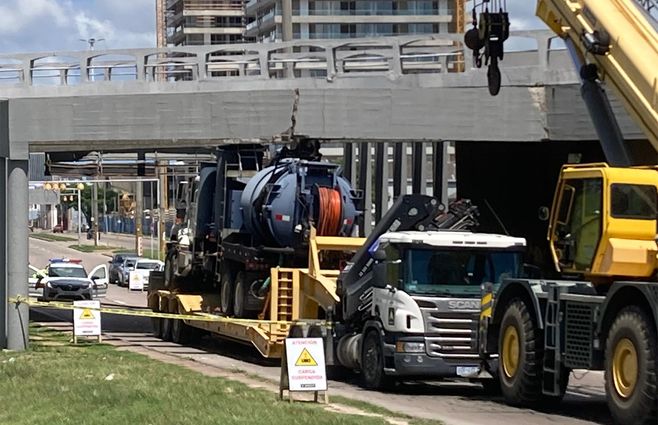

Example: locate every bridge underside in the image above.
[5,80,646,159]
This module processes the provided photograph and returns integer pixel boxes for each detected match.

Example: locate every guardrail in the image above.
[0,30,559,87]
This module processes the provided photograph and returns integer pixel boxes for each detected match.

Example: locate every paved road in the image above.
[27,237,612,425]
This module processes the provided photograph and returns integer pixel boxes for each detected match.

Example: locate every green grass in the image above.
[0,326,391,425]
[30,233,77,242]
[69,244,122,252]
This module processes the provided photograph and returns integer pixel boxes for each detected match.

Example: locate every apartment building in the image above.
[245,0,463,42]
[163,0,247,46]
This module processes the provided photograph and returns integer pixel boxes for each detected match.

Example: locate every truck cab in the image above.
[338,229,526,388]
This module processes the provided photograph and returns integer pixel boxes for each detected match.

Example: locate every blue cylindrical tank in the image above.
[241,159,358,247]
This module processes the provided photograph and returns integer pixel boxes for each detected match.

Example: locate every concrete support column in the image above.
[7,160,28,351]
[343,142,357,183]
[357,142,372,236]
[374,142,389,222]
[135,181,143,256]
[433,141,449,208]
[393,142,407,200]
[0,158,5,348]
[412,141,426,194]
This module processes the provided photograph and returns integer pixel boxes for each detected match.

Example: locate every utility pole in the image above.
[282,0,293,78]
[92,183,99,246]
[157,160,167,261]
[135,181,143,256]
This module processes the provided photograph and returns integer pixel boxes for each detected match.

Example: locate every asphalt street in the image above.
[27,234,613,425]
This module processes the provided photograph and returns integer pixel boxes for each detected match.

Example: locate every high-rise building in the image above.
[160,0,248,46]
[245,0,463,42]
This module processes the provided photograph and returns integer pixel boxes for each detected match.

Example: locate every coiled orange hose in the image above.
[317,187,342,236]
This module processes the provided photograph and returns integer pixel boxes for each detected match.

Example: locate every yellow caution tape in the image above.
[9,296,331,328]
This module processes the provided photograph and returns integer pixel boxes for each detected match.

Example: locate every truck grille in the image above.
[417,298,480,361]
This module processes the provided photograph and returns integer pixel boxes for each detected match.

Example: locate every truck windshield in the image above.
[403,248,522,296]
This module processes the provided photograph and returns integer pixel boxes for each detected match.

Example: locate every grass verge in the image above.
[0,325,393,425]
[69,244,122,252]
[30,233,76,242]
[113,248,163,261]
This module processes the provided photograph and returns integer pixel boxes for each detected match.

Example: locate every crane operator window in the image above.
[610,184,657,220]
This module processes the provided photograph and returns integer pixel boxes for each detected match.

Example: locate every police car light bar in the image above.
[48,258,82,264]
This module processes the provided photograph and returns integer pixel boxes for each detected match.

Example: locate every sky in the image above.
[0,0,544,54]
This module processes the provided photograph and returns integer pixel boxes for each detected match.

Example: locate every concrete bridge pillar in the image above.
[6,160,29,350]
[0,100,29,350]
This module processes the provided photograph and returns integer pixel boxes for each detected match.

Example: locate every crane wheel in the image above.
[360,330,395,391]
[604,306,657,425]
[498,299,542,405]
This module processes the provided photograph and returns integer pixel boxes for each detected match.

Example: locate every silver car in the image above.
[37,261,108,301]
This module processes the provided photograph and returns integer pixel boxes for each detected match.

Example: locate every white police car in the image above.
[36,259,108,301]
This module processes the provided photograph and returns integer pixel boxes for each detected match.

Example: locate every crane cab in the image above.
[548,163,658,282]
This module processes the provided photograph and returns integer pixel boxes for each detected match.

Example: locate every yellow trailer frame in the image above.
[148,232,365,358]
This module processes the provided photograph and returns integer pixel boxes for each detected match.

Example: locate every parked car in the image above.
[53,224,63,233]
[108,253,137,284]
[117,257,139,287]
[130,259,164,290]
[36,259,108,301]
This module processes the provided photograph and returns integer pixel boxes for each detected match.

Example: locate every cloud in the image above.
[0,0,155,54]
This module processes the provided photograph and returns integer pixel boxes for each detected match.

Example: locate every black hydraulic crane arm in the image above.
[338,194,479,322]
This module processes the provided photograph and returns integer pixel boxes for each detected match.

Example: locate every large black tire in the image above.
[604,306,657,425]
[164,249,177,289]
[161,317,173,342]
[171,304,200,344]
[220,266,234,315]
[233,272,247,318]
[360,330,395,390]
[152,317,163,338]
[498,299,542,405]
[479,378,502,395]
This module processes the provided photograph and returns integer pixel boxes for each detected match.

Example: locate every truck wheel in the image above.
[479,378,501,395]
[361,330,394,390]
[498,299,542,406]
[164,250,177,289]
[220,267,234,315]
[604,306,657,425]
[233,272,247,318]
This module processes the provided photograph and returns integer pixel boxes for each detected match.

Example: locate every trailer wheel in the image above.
[361,330,394,390]
[220,267,234,315]
[161,316,173,342]
[498,299,542,405]
[171,304,200,344]
[604,306,657,425]
[152,317,163,338]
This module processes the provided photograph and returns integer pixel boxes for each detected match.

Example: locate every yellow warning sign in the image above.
[295,348,318,366]
[80,308,95,320]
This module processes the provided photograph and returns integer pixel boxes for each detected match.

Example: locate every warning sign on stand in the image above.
[285,338,327,391]
[129,271,144,291]
[73,300,101,338]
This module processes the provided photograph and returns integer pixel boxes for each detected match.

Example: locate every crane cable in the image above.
[317,187,342,236]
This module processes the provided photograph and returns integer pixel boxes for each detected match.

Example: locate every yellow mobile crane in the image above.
[470,1,658,424]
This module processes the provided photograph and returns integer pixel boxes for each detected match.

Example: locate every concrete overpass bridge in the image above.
[0,30,649,350]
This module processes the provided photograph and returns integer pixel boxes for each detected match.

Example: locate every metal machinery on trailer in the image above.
[148,141,527,388]
[470,1,658,424]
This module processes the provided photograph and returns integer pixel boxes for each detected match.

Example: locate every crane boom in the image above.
[536,0,658,152]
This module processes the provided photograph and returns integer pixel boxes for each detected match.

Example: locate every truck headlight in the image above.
[395,341,425,353]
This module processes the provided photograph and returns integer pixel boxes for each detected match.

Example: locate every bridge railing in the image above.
[0,30,561,87]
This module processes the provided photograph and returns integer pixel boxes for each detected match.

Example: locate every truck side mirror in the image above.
[372,263,388,288]
[372,248,387,262]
